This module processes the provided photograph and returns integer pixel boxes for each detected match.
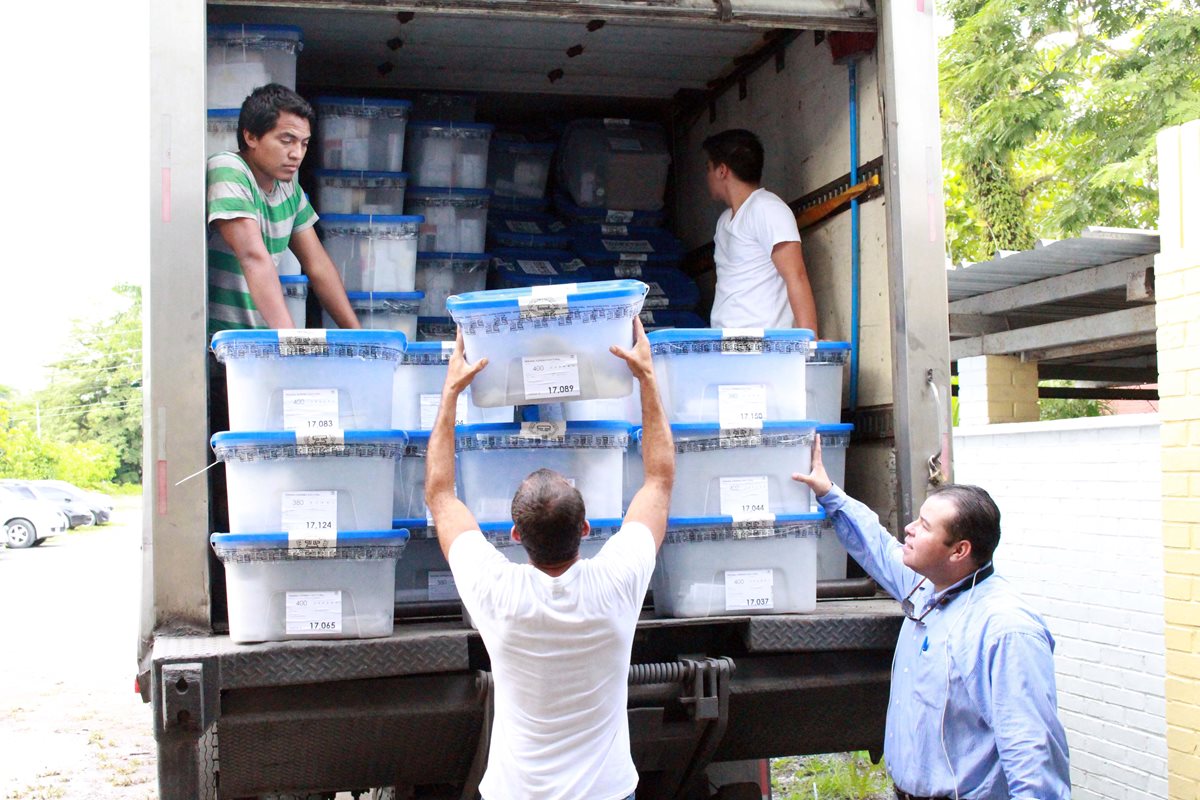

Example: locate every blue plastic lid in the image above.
[347,291,424,301]
[210,529,409,548]
[400,429,432,443]
[407,186,493,199]
[409,121,495,131]
[278,274,309,285]
[458,421,633,436]
[648,328,815,344]
[590,267,697,309]
[317,213,424,224]
[815,341,851,351]
[404,341,451,356]
[552,189,666,223]
[211,430,409,449]
[816,423,854,433]
[207,108,241,118]
[571,227,684,263]
[314,96,413,109]
[667,515,825,527]
[393,518,430,532]
[447,279,646,313]
[491,249,589,283]
[210,328,407,352]
[312,169,409,180]
[667,421,818,434]
[208,23,303,40]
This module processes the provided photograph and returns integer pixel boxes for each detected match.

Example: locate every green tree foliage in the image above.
[35,284,142,484]
[941,0,1200,263]
[0,407,120,486]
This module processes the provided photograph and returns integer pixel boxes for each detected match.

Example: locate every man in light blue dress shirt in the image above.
[794,438,1071,800]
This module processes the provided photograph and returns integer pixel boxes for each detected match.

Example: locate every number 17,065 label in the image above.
[285,591,342,634]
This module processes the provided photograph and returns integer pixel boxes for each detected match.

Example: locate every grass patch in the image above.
[772,752,891,800]
[6,784,66,800]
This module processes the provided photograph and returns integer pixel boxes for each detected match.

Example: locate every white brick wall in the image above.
[954,414,1165,800]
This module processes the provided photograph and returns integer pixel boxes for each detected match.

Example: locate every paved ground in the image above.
[0,497,157,800]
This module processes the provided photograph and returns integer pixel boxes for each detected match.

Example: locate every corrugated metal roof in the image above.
[946,228,1160,302]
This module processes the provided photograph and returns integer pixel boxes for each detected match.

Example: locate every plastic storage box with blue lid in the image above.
[206,108,239,156]
[446,280,649,407]
[314,97,412,173]
[652,512,824,618]
[415,252,490,317]
[406,121,495,189]
[393,430,431,521]
[639,309,706,330]
[316,213,423,293]
[569,225,684,266]
[394,342,515,429]
[487,211,571,250]
[211,528,409,643]
[456,422,632,522]
[594,266,698,311]
[312,169,408,215]
[406,187,490,253]
[488,135,556,199]
[491,249,592,289]
[277,274,309,328]
[211,430,408,534]
[478,517,623,563]
[553,189,665,227]
[813,423,854,580]
[326,291,424,340]
[648,328,813,424]
[558,119,671,211]
[807,341,851,424]
[416,316,457,342]
[207,24,303,108]
[211,329,406,431]
[492,194,551,214]
[643,422,818,517]
[389,520,458,606]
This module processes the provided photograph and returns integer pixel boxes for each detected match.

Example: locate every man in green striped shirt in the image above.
[207,83,358,334]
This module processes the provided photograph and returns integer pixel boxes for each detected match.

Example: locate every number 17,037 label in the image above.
[522,354,581,400]
[725,569,774,611]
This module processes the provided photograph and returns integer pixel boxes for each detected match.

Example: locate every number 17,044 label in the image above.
[725,569,774,611]
[522,354,581,400]
[285,591,342,634]
[719,476,770,519]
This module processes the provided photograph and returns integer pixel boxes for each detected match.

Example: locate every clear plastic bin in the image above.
[207,24,303,108]
[648,329,813,424]
[406,187,490,253]
[278,274,308,328]
[392,342,513,429]
[406,122,494,189]
[206,108,239,156]
[553,190,665,227]
[324,291,424,341]
[487,211,570,250]
[652,514,823,618]
[807,341,849,424]
[558,119,670,211]
[317,214,422,293]
[639,310,706,331]
[315,97,412,172]
[393,431,430,521]
[391,524,458,605]
[648,422,818,518]
[814,423,853,580]
[210,329,406,431]
[312,170,408,215]
[590,265,698,310]
[488,136,556,199]
[446,280,648,407]
[415,252,490,317]
[211,430,407,533]
[456,422,631,523]
[491,249,592,290]
[211,530,408,643]
[412,92,477,123]
[416,316,457,342]
[560,381,642,424]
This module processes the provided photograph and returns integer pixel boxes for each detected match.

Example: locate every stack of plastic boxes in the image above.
[638,328,827,617]
[207,329,411,643]
[314,97,424,339]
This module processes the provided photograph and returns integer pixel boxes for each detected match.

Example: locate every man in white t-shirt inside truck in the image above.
[704,128,819,334]
[424,318,674,800]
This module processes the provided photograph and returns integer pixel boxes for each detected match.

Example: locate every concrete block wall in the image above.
[957,354,1040,425]
[954,414,1166,800]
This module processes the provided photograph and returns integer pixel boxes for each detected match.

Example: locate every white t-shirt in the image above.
[710,187,802,329]
[449,523,657,800]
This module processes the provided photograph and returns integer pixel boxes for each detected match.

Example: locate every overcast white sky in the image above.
[0,2,150,393]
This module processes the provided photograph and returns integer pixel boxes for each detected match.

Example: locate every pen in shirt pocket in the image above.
[922,636,929,652]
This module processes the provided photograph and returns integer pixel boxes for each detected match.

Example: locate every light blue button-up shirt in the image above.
[818,486,1070,799]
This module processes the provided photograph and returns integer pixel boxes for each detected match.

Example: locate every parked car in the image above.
[30,480,114,525]
[0,481,95,528]
[1,485,67,548]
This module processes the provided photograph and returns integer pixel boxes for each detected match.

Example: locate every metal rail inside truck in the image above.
[142,1,953,797]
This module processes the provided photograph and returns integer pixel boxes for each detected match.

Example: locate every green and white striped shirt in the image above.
[206,151,317,334]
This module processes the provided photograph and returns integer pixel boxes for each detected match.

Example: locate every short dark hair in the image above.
[237,83,315,151]
[510,468,587,566]
[929,484,1002,567]
[702,129,764,184]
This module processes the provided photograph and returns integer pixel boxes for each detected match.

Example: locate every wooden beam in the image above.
[950,305,1157,360]
[1037,365,1159,384]
[1026,332,1159,362]
[949,254,1155,316]
[949,314,1010,336]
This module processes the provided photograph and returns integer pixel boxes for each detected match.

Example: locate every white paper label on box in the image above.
[277,329,328,356]
[517,259,557,275]
[518,284,576,319]
[608,137,645,152]
[615,263,644,278]
[522,355,581,400]
[718,384,767,429]
[520,420,567,440]
[601,224,630,236]
[295,431,346,449]
[606,210,635,224]
[507,220,543,235]
[285,591,343,634]
[725,569,774,611]
[561,258,588,272]
[282,491,338,542]
[428,571,459,601]
[603,117,632,129]
[617,253,648,263]
[719,476,771,519]
[602,238,655,253]
[282,388,339,432]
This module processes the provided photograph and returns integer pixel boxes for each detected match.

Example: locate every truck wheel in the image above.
[5,518,38,549]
